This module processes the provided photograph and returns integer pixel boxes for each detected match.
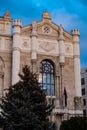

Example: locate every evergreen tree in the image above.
[60,116,87,130]
[0,65,52,130]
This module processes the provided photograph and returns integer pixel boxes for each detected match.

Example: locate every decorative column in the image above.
[12,20,22,85]
[31,21,37,73]
[58,25,65,108]
[72,30,82,110]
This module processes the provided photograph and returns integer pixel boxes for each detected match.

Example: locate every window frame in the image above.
[39,60,55,96]
[81,78,85,85]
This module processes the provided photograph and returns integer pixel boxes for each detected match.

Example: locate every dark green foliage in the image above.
[60,116,87,130]
[0,65,51,130]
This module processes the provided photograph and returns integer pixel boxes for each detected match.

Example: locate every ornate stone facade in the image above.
[0,11,83,129]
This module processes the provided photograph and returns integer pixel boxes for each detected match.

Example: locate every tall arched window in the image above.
[39,60,55,96]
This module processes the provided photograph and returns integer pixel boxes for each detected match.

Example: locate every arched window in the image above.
[39,60,55,96]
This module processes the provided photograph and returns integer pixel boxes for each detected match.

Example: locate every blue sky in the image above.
[0,0,87,68]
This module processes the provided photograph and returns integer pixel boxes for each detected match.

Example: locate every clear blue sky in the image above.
[0,0,87,68]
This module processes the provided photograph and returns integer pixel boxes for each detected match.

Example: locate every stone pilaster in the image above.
[58,25,65,108]
[58,24,65,64]
[31,21,37,72]
[12,20,22,85]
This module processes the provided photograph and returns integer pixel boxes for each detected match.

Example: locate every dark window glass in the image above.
[82,88,85,95]
[81,78,85,85]
[83,99,86,106]
[83,109,86,116]
[39,60,55,96]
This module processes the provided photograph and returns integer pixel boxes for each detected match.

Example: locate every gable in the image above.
[36,21,58,39]
[21,11,72,42]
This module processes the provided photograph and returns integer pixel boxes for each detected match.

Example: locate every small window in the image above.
[83,99,86,106]
[81,78,85,85]
[82,88,85,95]
[83,109,86,116]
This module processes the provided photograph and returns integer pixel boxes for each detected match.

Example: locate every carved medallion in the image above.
[42,25,52,34]
[23,42,28,48]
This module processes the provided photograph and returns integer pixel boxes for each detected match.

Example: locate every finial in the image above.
[4,11,11,19]
[42,10,51,20]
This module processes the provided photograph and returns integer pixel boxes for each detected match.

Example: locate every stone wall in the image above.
[64,57,75,110]
[0,51,12,94]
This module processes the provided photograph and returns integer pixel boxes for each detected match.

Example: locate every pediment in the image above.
[36,21,59,39]
[21,11,72,42]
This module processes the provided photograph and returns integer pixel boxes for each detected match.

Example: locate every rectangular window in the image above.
[83,109,86,116]
[83,99,86,106]
[82,88,85,95]
[81,78,85,85]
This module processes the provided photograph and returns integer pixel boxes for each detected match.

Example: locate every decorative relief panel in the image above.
[5,39,12,49]
[74,97,83,110]
[65,43,73,57]
[38,40,58,55]
[39,42,55,52]
[23,41,28,48]
[21,38,30,50]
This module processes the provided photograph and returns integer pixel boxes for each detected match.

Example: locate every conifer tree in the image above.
[0,65,52,130]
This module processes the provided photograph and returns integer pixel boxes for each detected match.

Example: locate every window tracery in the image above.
[39,60,55,96]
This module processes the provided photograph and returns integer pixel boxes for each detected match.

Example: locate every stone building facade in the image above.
[81,67,87,116]
[0,11,83,129]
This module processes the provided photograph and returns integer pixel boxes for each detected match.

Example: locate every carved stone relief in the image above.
[38,41,57,53]
[22,38,30,49]
[65,43,73,56]
[42,24,52,35]
[23,42,28,48]
[74,96,83,110]
[5,39,12,49]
